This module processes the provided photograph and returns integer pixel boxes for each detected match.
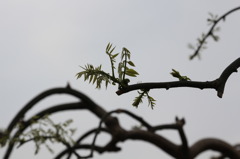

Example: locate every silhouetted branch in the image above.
[55,144,116,159]
[211,144,240,159]
[2,87,240,159]
[7,86,101,135]
[110,109,153,131]
[116,58,240,98]
[55,128,110,159]
[3,86,113,159]
[189,138,240,158]
[4,102,90,159]
[190,6,240,60]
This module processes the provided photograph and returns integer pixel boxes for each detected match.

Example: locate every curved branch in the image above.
[65,109,185,159]
[55,144,119,159]
[7,86,102,135]
[190,6,240,60]
[111,109,154,131]
[189,138,240,158]
[116,58,240,98]
[212,144,240,159]
[96,110,185,158]
[3,86,240,159]
[54,128,110,159]
[3,102,90,159]
[124,129,182,158]
[76,128,110,144]
[4,90,123,159]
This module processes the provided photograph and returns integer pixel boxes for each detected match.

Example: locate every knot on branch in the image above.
[175,117,185,127]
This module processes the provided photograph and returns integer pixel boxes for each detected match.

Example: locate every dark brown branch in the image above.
[124,129,182,158]
[55,128,110,159]
[190,6,240,60]
[189,138,240,158]
[116,80,217,95]
[4,102,90,159]
[3,87,240,159]
[4,88,122,159]
[85,110,126,158]
[92,109,183,158]
[216,57,240,97]
[152,117,189,157]
[116,58,240,98]
[111,109,154,131]
[56,110,189,159]
[175,117,189,157]
[7,86,102,135]
[76,128,110,144]
[55,144,119,159]
[212,144,240,159]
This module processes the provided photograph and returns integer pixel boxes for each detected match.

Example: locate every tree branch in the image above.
[3,86,240,159]
[116,58,240,98]
[190,6,240,60]
[189,138,240,158]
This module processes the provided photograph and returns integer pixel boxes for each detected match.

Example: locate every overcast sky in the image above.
[1,1,240,159]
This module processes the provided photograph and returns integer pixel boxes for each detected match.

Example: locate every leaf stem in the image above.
[122,49,128,80]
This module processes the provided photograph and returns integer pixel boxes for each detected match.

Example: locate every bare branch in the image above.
[189,138,240,158]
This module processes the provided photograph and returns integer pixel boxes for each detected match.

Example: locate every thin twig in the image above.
[190,6,240,60]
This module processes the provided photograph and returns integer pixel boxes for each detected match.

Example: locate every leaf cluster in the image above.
[170,69,191,81]
[0,130,8,147]
[76,43,158,108]
[133,89,156,109]
[76,64,113,89]
[13,115,76,154]
[76,43,139,89]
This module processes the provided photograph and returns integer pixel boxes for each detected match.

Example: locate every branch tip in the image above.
[217,91,223,98]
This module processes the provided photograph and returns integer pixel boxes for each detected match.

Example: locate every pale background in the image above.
[1,1,240,158]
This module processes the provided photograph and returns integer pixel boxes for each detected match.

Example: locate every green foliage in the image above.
[76,43,139,90]
[170,69,191,81]
[76,43,157,108]
[132,89,156,109]
[76,44,196,108]
[12,115,76,155]
[76,64,113,89]
[0,130,8,147]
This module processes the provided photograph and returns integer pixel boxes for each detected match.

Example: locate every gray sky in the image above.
[1,1,240,158]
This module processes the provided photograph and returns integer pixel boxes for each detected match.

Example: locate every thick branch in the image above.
[6,86,102,135]
[189,138,240,158]
[3,87,124,159]
[124,129,182,158]
[116,58,240,98]
[3,86,240,159]
[3,102,91,159]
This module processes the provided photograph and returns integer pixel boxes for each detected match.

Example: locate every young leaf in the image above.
[128,61,135,67]
[112,53,119,59]
[125,69,139,77]
[145,92,156,109]
[132,91,144,107]
[170,69,191,81]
